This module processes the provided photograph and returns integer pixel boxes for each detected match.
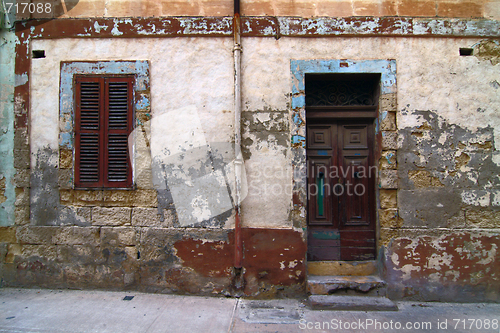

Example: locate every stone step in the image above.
[307,275,387,296]
[309,295,398,311]
[307,260,377,276]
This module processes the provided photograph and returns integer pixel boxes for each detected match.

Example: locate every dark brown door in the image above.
[307,120,376,261]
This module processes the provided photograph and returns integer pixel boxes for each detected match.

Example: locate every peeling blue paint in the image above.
[293,113,302,125]
[135,95,150,110]
[291,59,396,94]
[59,132,73,149]
[292,135,306,147]
[292,95,305,109]
[386,153,394,164]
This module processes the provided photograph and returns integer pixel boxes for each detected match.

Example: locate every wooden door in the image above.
[307,120,376,261]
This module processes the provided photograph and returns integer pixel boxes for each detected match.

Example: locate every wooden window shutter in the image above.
[75,76,133,188]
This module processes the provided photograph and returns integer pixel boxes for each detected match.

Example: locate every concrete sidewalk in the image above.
[1,288,499,333]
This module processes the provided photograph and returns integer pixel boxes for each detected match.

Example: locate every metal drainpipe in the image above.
[233,0,243,270]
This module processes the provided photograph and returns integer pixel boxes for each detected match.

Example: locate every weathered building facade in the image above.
[0,0,499,302]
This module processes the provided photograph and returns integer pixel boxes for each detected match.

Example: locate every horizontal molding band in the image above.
[17,16,500,39]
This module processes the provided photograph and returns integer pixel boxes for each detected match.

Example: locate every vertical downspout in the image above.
[233,0,243,271]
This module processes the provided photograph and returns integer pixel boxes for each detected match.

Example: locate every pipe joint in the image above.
[233,44,242,52]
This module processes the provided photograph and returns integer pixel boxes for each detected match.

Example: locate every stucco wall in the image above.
[24,0,500,20]
[30,36,500,230]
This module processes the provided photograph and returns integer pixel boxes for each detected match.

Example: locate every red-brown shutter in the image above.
[75,77,103,187]
[104,77,133,188]
[74,76,133,188]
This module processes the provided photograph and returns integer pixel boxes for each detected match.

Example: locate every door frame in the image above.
[290,59,398,262]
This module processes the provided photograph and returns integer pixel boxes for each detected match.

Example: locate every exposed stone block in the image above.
[379,189,397,209]
[380,111,396,131]
[57,245,105,264]
[14,149,30,169]
[58,169,73,189]
[132,190,158,207]
[59,190,74,205]
[379,170,398,189]
[52,226,100,245]
[135,167,154,190]
[59,149,73,169]
[15,206,30,226]
[0,227,17,243]
[0,188,6,204]
[21,245,58,260]
[0,177,5,189]
[447,210,466,228]
[92,207,131,226]
[381,131,398,150]
[74,190,103,205]
[100,227,138,246]
[63,265,97,286]
[15,187,29,207]
[16,226,57,244]
[131,207,174,227]
[408,170,444,188]
[14,128,29,151]
[14,169,30,187]
[77,207,92,221]
[0,243,7,263]
[379,150,397,170]
[6,244,21,263]
[124,246,138,262]
[379,209,401,228]
[100,190,158,208]
[58,206,91,226]
[466,209,500,228]
[379,93,397,112]
[102,190,132,207]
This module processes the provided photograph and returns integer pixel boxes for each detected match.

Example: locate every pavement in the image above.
[1,288,500,333]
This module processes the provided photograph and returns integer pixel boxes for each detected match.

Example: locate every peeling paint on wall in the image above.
[384,231,500,302]
[0,27,16,226]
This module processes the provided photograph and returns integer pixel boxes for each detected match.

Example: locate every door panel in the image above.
[307,120,375,261]
[307,156,334,225]
[307,125,334,149]
[340,155,370,226]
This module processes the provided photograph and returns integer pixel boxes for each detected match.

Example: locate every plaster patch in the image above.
[15,73,28,87]
[492,190,500,206]
[461,190,490,207]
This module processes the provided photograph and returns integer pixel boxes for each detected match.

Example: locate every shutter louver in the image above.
[79,134,100,182]
[79,82,100,129]
[107,134,129,181]
[108,82,129,129]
